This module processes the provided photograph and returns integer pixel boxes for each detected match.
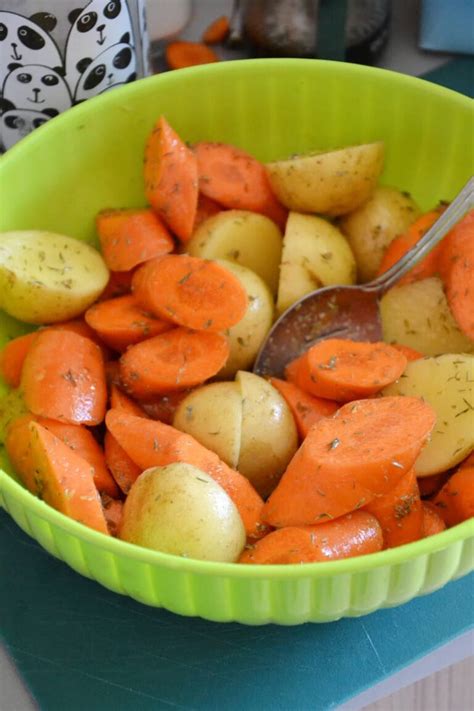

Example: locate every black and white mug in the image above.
[0,0,149,149]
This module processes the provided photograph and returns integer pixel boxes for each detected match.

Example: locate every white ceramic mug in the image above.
[0,0,149,149]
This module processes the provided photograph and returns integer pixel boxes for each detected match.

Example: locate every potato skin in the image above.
[120,464,246,562]
[339,186,421,281]
[216,260,274,378]
[277,212,356,314]
[0,231,109,324]
[380,277,474,356]
[265,142,384,216]
[186,210,283,294]
[173,382,243,468]
[236,371,298,498]
[383,354,474,476]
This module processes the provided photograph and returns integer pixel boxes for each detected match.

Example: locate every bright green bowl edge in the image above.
[0,58,473,583]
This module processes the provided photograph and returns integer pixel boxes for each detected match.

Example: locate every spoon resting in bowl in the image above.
[253,176,473,378]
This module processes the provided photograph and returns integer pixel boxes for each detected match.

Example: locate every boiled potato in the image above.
[339,186,421,281]
[173,382,242,468]
[186,210,283,294]
[277,212,356,314]
[0,231,109,324]
[265,142,384,216]
[380,277,474,356]
[383,354,474,476]
[236,371,298,498]
[216,260,274,377]
[120,464,246,562]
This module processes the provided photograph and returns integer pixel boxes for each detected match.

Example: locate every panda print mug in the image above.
[0,0,149,150]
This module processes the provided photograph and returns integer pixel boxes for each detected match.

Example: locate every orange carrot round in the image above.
[85,294,172,352]
[193,194,222,231]
[286,339,407,402]
[194,141,288,229]
[390,343,424,362]
[0,332,37,388]
[5,414,37,492]
[269,377,338,439]
[239,511,383,564]
[36,417,119,497]
[46,318,111,359]
[417,471,450,498]
[140,390,192,425]
[96,208,175,272]
[144,116,198,243]
[363,469,423,548]
[109,384,145,417]
[132,254,247,332]
[165,41,219,70]
[202,16,230,44]
[21,330,107,426]
[106,409,266,538]
[263,396,436,527]
[120,328,229,398]
[438,209,474,339]
[377,208,445,284]
[422,501,446,537]
[432,465,474,527]
[104,431,142,495]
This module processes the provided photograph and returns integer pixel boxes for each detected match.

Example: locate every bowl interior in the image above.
[0,58,473,574]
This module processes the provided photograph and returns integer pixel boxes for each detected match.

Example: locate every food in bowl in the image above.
[1,114,473,569]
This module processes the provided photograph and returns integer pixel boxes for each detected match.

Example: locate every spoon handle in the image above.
[365,176,474,295]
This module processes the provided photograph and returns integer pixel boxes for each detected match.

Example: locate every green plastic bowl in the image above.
[1,59,473,625]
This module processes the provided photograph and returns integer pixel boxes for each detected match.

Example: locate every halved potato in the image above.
[173,382,242,468]
[215,260,274,378]
[339,186,421,281]
[383,354,474,476]
[120,463,246,562]
[186,210,283,294]
[236,371,298,497]
[380,277,474,356]
[265,142,384,216]
[277,212,356,314]
[0,231,109,324]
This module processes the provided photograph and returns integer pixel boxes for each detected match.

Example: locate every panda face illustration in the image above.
[74,42,136,101]
[3,65,72,115]
[0,108,52,150]
[0,11,63,79]
[65,0,134,87]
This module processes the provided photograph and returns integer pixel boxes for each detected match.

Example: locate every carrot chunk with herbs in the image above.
[422,501,446,537]
[104,431,142,495]
[433,465,474,527]
[269,377,338,439]
[109,384,145,417]
[0,332,37,388]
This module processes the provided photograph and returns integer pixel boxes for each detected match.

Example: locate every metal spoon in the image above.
[253,177,473,377]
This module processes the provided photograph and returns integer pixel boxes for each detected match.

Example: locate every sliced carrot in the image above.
[262,396,436,527]
[433,465,474,527]
[104,431,142,495]
[26,421,109,534]
[132,254,247,331]
[106,409,266,538]
[46,318,111,360]
[21,330,107,426]
[105,360,122,389]
[269,377,338,439]
[5,414,37,492]
[363,469,423,548]
[202,15,230,44]
[239,511,382,564]
[85,294,172,351]
[165,41,219,70]
[35,417,118,497]
[140,390,192,425]
[110,384,145,417]
[417,471,450,498]
[438,209,474,339]
[460,451,474,469]
[0,332,37,388]
[194,194,222,231]
[96,208,175,272]
[101,494,124,537]
[377,208,445,284]
[120,328,229,398]
[285,339,407,402]
[99,269,134,301]
[144,116,198,242]
[390,343,424,362]
[195,141,288,229]
[422,501,446,537]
